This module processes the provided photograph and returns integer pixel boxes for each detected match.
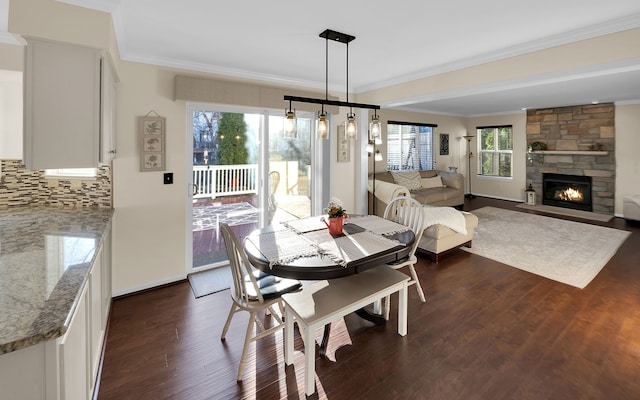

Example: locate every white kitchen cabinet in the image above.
[24,38,117,169]
[0,69,23,159]
[89,249,104,382]
[59,283,90,400]
[100,56,118,163]
[0,221,112,400]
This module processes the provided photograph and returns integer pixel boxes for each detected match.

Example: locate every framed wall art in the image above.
[337,125,350,162]
[439,133,449,155]
[139,113,166,172]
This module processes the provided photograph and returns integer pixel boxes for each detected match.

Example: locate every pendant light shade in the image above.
[317,111,329,139]
[345,111,357,139]
[283,100,297,138]
[369,113,382,142]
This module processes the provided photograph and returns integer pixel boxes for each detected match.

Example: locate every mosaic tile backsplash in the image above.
[0,160,111,208]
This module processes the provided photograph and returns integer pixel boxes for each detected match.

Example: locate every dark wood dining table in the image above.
[243,219,415,280]
[243,215,415,355]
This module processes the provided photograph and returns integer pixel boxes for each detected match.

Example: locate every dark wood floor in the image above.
[98,197,640,400]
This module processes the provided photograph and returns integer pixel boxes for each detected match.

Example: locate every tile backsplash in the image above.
[0,160,111,208]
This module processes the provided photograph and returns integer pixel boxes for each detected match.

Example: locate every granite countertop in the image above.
[0,205,113,355]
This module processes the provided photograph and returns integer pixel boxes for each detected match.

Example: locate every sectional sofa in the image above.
[367,170,477,262]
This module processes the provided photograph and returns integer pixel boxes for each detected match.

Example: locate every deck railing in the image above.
[193,164,258,198]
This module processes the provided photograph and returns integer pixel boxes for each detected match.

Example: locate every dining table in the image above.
[243,214,415,354]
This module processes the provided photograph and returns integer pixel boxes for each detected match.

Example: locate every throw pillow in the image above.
[390,171,422,191]
[421,176,444,189]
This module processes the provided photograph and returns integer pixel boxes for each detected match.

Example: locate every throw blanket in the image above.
[369,179,408,205]
[423,206,467,235]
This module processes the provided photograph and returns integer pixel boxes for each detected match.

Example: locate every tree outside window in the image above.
[478,126,513,177]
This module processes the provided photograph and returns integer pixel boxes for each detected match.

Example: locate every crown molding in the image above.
[56,0,121,13]
[357,13,640,93]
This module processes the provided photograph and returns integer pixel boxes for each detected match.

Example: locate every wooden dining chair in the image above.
[219,222,301,381]
[268,171,280,223]
[382,196,426,318]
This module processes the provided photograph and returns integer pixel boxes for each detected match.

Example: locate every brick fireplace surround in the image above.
[526,103,615,215]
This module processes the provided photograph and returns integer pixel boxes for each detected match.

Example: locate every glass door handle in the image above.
[193,183,198,196]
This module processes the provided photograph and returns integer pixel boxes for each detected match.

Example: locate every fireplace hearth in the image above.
[542,173,593,212]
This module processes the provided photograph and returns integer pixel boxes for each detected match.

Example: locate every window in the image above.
[44,168,97,179]
[477,125,513,177]
[386,121,437,171]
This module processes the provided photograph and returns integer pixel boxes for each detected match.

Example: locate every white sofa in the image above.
[417,210,478,263]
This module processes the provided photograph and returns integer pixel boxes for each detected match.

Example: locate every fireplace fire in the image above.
[542,173,592,212]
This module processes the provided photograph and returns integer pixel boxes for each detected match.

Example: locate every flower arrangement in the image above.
[326,197,347,218]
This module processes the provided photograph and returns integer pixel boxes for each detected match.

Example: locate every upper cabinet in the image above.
[101,56,118,163]
[23,38,117,170]
[0,70,23,160]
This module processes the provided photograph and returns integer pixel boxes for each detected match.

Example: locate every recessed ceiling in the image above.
[59,0,640,116]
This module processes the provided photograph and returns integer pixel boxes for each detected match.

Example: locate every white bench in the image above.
[282,265,410,396]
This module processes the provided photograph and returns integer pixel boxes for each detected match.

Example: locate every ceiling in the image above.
[59,0,640,116]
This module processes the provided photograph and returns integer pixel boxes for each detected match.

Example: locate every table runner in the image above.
[283,216,327,233]
[246,218,407,267]
[303,229,404,266]
[246,227,318,266]
[347,215,410,235]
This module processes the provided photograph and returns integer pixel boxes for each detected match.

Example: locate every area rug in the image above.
[515,203,613,222]
[193,202,258,231]
[462,206,630,289]
[188,266,233,298]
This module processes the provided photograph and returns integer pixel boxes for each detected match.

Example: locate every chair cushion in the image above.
[245,270,302,300]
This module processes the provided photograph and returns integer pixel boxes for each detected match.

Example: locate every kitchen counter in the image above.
[0,205,113,355]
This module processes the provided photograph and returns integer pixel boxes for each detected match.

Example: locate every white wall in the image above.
[465,113,528,202]
[615,103,640,215]
[111,62,189,293]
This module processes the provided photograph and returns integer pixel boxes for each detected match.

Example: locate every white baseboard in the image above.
[111,274,187,298]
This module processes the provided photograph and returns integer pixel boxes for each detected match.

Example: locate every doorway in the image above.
[185,104,317,274]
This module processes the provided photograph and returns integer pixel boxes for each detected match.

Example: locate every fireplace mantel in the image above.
[532,150,608,156]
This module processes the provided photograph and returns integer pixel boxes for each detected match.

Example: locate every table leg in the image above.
[398,282,408,336]
[319,324,331,357]
[284,306,294,365]
[304,321,316,395]
[354,307,387,325]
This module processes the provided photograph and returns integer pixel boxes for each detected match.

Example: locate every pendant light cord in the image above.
[346,42,349,104]
[323,35,328,114]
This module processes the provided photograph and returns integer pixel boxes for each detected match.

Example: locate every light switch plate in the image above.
[164,173,173,184]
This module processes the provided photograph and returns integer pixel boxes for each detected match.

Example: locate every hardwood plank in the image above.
[98,197,640,400]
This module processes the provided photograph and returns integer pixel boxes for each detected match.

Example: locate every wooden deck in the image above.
[192,194,311,267]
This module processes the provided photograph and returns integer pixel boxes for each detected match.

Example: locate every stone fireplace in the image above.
[526,103,615,215]
[542,173,592,212]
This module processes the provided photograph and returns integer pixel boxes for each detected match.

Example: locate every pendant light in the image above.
[317,34,330,139]
[283,99,297,138]
[343,41,358,140]
[369,110,382,144]
[317,109,329,139]
[283,29,381,141]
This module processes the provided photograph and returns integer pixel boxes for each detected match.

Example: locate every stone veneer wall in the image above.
[526,103,615,214]
[0,160,111,208]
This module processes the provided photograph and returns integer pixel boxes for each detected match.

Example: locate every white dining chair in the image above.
[219,222,301,381]
[382,196,426,318]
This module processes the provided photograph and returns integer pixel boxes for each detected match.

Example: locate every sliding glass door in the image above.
[185,104,316,273]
